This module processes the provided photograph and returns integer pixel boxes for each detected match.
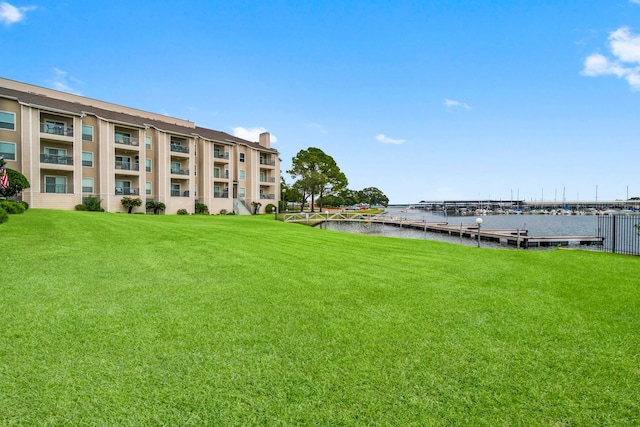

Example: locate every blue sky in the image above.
[2,0,639,203]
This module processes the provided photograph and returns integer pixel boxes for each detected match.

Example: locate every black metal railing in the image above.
[115,162,140,171]
[171,190,190,197]
[214,152,229,159]
[40,154,74,165]
[214,192,229,198]
[260,158,276,166]
[170,144,189,154]
[115,187,140,196]
[260,177,276,183]
[598,214,640,256]
[171,168,189,175]
[115,136,140,146]
[44,184,73,194]
[41,123,73,137]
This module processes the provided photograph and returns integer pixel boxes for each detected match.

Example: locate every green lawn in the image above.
[1,210,639,425]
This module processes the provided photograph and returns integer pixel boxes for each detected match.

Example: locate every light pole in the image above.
[475,217,483,248]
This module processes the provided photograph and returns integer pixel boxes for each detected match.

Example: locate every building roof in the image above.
[0,84,277,154]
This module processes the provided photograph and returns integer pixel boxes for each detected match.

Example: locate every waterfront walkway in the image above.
[280,212,604,249]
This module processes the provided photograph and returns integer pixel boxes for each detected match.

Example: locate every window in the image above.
[45,176,66,193]
[239,153,245,162]
[194,164,197,176]
[239,187,246,198]
[239,170,245,180]
[145,159,151,172]
[0,111,16,130]
[82,152,93,167]
[82,178,94,193]
[44,120,67,135]
[171,161,181,174]
[214,185,220,197]
[194,184,197,197]
[82,125,93,141]
[115,179,132,195]
[115,155,131,169]
[0,142,16,160]
[145,135,152,150]
[171,183,180,196]
[145,181,151,195]
[115,131,131,144]
[214,167,220,178]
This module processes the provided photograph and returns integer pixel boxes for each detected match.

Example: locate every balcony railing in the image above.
[214,172,230,179]
[214,151,229,159]
[260,158,276,166]
[171,168,189,175]
[171,190,190,197]
[214,192,229,198]
[115,136,140,146]
[260,194,276,199]
[115,187,140,196]
[260,177,276,183]
[170,144,189,154]
[115,162,140,171]
[41,123,73,137]
[40,154,74,165]
[44,184,73,194]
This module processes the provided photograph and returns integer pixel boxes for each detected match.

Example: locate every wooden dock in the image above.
[281,213,604,249]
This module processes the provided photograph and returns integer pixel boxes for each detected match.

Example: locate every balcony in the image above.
[44,184,73,194]
[170,144,189,154]
[214,192,229,198]
[115,135,140,147]
[260,177,276,183]
[171,168,189,175]
[260,158,276,166]
[214,151,229,160]
[171,190,190,197]
[115,187,140,196]
[40,153,74,165]
[214,172,230,180]
[115,161,140,171]
[260,194,276,199]
[40,123,74,137]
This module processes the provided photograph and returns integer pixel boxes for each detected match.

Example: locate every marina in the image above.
[281,211,605,249]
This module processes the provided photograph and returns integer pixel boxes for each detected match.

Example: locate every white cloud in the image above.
[48,68,82,95]
[376,134,406,144]
[233,126,278,143]
[631,0,640,5]
[444,99,471,111]
[0,2,35,25]
[582,26,640,90]
[307,121,328,134]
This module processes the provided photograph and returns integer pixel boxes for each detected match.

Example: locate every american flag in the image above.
[0,166,8,189]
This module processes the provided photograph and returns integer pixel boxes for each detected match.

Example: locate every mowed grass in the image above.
[1,210,639,425]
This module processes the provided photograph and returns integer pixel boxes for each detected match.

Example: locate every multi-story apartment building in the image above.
[0,78,280,214]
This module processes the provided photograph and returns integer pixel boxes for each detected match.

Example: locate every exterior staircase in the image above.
[233,198,252,215]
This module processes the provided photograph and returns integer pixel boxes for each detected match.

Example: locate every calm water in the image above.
[321,207,601,249]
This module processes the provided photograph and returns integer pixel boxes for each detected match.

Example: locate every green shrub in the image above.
[82,196,104,212]
[0,200,25,214]
[19,201,28,211]
[0,206,7,224]
[177,209,188,215]
[195,202,209,214]
[75,204,87,211]
[265,203,276,214]
[146,201,166,215]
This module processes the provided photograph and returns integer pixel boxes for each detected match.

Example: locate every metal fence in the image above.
[598,215,640,256]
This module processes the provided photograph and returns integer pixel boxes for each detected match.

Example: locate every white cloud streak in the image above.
[48,68,82,95]
[233,126,278,143]
[307,121,328,134]
[444,99,471,111]
[582,26,640,90]
[0,2,35,25]
[376,134,406,144]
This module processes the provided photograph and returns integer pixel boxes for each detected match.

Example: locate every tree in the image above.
[358,187,389,207]
[287,147,348,212]
[121,196,142,214]
[146,200,166,215]
[0,158,30,198]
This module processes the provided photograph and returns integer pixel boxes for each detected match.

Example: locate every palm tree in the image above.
[121,196,142,214]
